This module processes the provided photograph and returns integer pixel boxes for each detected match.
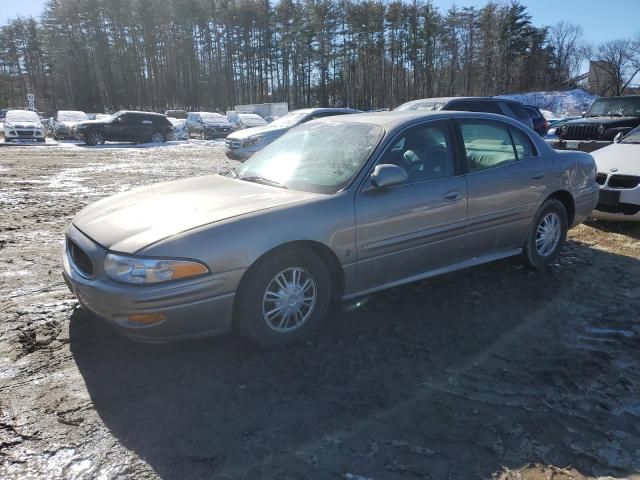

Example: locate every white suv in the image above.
[4,110,45,143]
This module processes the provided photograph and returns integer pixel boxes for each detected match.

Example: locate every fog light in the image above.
[128,313,166,325]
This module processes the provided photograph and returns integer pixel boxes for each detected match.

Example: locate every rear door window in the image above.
[458,120,518,172]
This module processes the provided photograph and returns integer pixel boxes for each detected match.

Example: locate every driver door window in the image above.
[379,122,455,183]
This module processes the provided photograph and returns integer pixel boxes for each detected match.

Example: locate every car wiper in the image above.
[240,175,288,189]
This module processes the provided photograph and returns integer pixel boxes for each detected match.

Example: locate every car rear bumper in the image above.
[62,225,240,342]
[573,184,600,226]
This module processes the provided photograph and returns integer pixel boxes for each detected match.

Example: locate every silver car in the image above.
[224,107,360,160]
[62,111,599,347]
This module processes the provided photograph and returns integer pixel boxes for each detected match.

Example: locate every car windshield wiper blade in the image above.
[240,175,288,189]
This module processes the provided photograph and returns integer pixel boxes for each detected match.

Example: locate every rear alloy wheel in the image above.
[87,130,105,146]
[520,198,568,268]
[236,248,331,348]
[150,132,166,143]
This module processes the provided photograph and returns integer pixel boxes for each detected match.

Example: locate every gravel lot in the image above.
[1,141,639,480]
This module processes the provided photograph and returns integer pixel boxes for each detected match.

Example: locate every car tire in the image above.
[150,132,166,143]
[235,247,331,349]
[4,138,11,143]
[37,138,45,143]
[519,198,568,269]
[86,130,105,146]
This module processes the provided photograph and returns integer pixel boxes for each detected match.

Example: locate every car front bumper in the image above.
[547,139,612,153]
[4,128,45,141]
[224,138,263,160]
[62,225,241,342]
[592,185,640,222]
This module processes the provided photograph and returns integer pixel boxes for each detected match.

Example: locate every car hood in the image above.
[592,143,640,176]
[72,174,318,253]
[5,121,41,128]
[56,121,81,128]
[203,120,232,127]
[74,119,109,128]
[227,125,287,140]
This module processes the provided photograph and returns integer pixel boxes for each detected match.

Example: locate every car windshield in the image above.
[6,110,39,122]
[236,121,384,194]
[587,98,640,117]
[239,114,266,126]
[57,111,88,122]
[267,112,308,128]
[620,127,640,144]
[107,111,125,122]
[395,100,446,112]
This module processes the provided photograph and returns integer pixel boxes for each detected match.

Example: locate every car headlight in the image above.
[597,124,606,135]
[243,135,263,147]
[104,253,209,284]
[4,122,13,129]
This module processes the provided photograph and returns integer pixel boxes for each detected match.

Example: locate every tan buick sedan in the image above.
[62,111,599,347]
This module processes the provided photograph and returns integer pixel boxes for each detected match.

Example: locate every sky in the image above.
[1,0,639,46]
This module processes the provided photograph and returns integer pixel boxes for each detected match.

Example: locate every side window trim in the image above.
[508,125,539,159]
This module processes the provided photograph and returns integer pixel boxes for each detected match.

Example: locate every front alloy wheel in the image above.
[262,267,317,333]
[236,248,331,348]
[151,132,166,143]
[87,130,105,146]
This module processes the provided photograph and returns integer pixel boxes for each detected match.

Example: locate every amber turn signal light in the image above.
[128,313,166,325]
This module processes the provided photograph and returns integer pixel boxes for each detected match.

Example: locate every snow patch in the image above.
[497,89,597,118]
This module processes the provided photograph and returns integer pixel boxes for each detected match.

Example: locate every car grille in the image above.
[564,124,599,140]
[596,173,607,185]
[226,139,241,149]
[67,238,93,276]
[17,130,35,136]
[607,174,640,189]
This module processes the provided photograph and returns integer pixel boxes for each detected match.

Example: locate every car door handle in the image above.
[443,189,463,201]
[532,173,545,180]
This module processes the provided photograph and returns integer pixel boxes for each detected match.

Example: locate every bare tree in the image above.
[593,38,640,96]
[548,21,587,86]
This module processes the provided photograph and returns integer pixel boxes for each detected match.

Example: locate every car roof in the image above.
[290,107,361,114]
[310,110,529,130]
[119,110,166,116]
[445,97,521,104]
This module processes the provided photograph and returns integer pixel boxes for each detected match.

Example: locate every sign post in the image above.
[27,93,35,111]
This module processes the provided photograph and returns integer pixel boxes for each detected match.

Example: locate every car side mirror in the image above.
[581,111,586,117]
[614,132,624,143]
[370,164,407,188]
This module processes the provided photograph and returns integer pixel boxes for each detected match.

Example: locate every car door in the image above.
[354,120,468,293]
[137,114,155,141]
[456,118,550,257]
[107,113,131,141]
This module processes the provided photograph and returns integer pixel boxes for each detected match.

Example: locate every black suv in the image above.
[523,105,548,137]
[73,111,173,145]
[555,96,640,152]
[441,97,534,130]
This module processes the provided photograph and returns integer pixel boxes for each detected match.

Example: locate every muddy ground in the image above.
[0,141,639,480]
